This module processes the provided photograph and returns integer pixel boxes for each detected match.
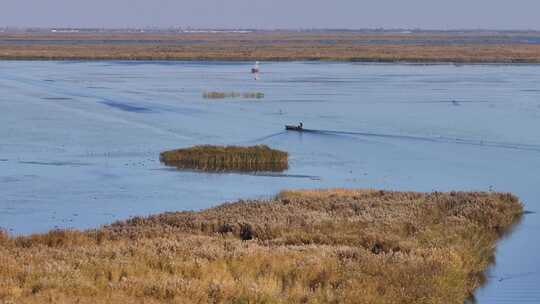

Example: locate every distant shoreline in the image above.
[2,31,540,63]
[3,57,540,64]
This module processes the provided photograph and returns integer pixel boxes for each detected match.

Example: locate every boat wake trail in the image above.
[244,131,287,144]
[0,73,195,140]
[311,129,540,152]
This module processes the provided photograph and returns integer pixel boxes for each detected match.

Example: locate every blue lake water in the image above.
[0,61,539,302]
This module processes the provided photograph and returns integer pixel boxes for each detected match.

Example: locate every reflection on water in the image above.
[467,213,525,304]
[0,61,539,303]
[160,161,289,173]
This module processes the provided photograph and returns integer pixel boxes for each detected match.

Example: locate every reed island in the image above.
[160,145,289,172]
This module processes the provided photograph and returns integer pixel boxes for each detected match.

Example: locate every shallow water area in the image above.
[0,61,539,303]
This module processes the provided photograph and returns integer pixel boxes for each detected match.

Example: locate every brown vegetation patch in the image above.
[0,189,523,303]
[2,32,540,62]
[202,91,265,99]
[159,145,288,172]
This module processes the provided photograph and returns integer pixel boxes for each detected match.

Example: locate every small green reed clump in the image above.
[202,91,264,99]
[160,145,288,172]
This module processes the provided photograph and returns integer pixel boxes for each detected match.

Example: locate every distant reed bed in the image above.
[3,32,540,63]
[202,91,264,99]
[160,145,288,172]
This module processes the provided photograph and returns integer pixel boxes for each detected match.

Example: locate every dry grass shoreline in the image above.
[0,189,523,303]
[2,32,540,63]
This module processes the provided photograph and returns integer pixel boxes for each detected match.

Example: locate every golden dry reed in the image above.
[0,189,523,304]
[203,92,265,99]
[160,145,288,172]
[2,32,540,63]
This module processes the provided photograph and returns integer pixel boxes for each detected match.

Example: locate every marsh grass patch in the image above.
[202,91,264,99]
[0,189,523,303]
[159,145,288,172]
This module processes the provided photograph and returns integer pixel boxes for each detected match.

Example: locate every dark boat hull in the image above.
[285,125,303,131]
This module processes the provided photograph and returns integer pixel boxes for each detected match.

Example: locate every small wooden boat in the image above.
[285,125,304,131]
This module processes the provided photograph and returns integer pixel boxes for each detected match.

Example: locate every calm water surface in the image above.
[0,61,539,302]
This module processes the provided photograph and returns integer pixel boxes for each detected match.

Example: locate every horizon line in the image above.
[2,27,540,33]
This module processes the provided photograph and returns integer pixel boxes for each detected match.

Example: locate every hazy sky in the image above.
[2,0,540,30]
